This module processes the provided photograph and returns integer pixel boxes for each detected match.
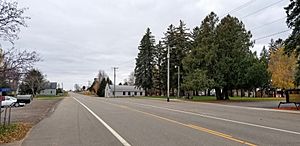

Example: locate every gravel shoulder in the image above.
[10,97,64,125]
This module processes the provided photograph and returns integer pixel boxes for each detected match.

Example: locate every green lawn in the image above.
[141,96,284,102]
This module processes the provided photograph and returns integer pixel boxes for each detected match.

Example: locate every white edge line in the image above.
[141,98,300,114]
[123,101,300,135]
[73,97,131,146]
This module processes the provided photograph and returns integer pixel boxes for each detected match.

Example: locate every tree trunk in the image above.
[224,87,229,100]
[216,88,222,100]
[248,89,251,97]
[31,88,35,97]
[230,89,234,97]
[241,89,245,97]
[207,89,211,96]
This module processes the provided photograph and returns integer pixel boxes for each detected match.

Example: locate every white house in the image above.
[40,82,57,96]
[105,84,145,97]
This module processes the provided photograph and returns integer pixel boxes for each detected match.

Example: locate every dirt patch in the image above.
[0,123,31,144]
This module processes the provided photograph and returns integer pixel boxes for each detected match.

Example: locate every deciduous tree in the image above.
[21,69,46,96]
[268,47,297,89]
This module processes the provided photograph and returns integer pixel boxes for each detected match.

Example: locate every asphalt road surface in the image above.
[22,93,300,146]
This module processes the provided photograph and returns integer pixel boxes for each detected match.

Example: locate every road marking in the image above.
[111,100,300,136]
[102,100,256,146]
[183,101,300,114]
[139,97,300,114]
[73,97,131,146]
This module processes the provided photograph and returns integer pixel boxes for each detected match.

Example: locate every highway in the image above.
[22,93,300,146]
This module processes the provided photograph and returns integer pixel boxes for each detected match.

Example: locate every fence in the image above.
[0,102,14,127]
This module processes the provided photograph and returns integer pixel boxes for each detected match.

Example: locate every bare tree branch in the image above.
[0,0,30,43]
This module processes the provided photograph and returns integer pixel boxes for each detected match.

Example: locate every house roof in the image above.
[109,85,144,92]
[43,82,57,89]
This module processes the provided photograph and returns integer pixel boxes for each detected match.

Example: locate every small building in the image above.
[105,84,145,97]
[40,82,57,96]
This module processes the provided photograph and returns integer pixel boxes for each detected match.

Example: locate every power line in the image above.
[251,16,286,31]
[254,29,290,41]
[242,0,285,19]
[222,0,256,17]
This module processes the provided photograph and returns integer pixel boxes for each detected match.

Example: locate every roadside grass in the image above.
[36,92,68,100]
[141,96,284,102]
[0,123,31,144]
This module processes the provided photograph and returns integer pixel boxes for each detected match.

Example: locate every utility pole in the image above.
[176,66,180,98]
[167,46,170,102]
[113,67,118,98]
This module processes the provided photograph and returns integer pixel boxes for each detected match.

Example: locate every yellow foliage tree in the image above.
[268,48,297,89]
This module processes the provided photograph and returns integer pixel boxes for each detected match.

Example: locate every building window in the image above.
[140,92,142,96]
[128,92,131,96]
[123,92,125,95]
[50,91,52,94]
[134,92,137,96]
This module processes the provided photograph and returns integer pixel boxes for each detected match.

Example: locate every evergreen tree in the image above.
[215,15,253,100]
[97,78,107,97]
[95,74,112,97]
[134,28,156,95]
[260,46,269,67]
[161,21,192,96]
[153,41,164,95]
[183,12,219,97]
[161,24,177,94]
[284,0,300,56]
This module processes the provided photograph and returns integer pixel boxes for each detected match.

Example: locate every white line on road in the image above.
[115,100,300,136]
[73,97,131,146]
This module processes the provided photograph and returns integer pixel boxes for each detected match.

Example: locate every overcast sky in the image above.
[2,0,290,90]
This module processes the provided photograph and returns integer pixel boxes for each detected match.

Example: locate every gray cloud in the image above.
[1,0,290,90]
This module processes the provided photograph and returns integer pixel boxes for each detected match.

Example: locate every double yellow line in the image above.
[103,101,256,146]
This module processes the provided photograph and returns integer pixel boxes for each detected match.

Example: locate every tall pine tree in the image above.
[284,0,300,56]
[183,12,219,97]
[134,28,156,96]
[161,21,192,96]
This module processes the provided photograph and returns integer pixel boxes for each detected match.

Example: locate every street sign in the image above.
[0,88,11,92]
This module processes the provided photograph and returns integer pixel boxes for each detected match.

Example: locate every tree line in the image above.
[134,3,300,100]
[0,1,50,96]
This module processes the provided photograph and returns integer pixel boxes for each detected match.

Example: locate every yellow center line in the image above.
[102,101,257,146]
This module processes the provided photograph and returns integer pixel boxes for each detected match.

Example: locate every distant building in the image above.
[105,84,145,97]
[40,82,57,96]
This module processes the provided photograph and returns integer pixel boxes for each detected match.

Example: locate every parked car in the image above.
[1,96,25,107]
[16,94,33,104]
